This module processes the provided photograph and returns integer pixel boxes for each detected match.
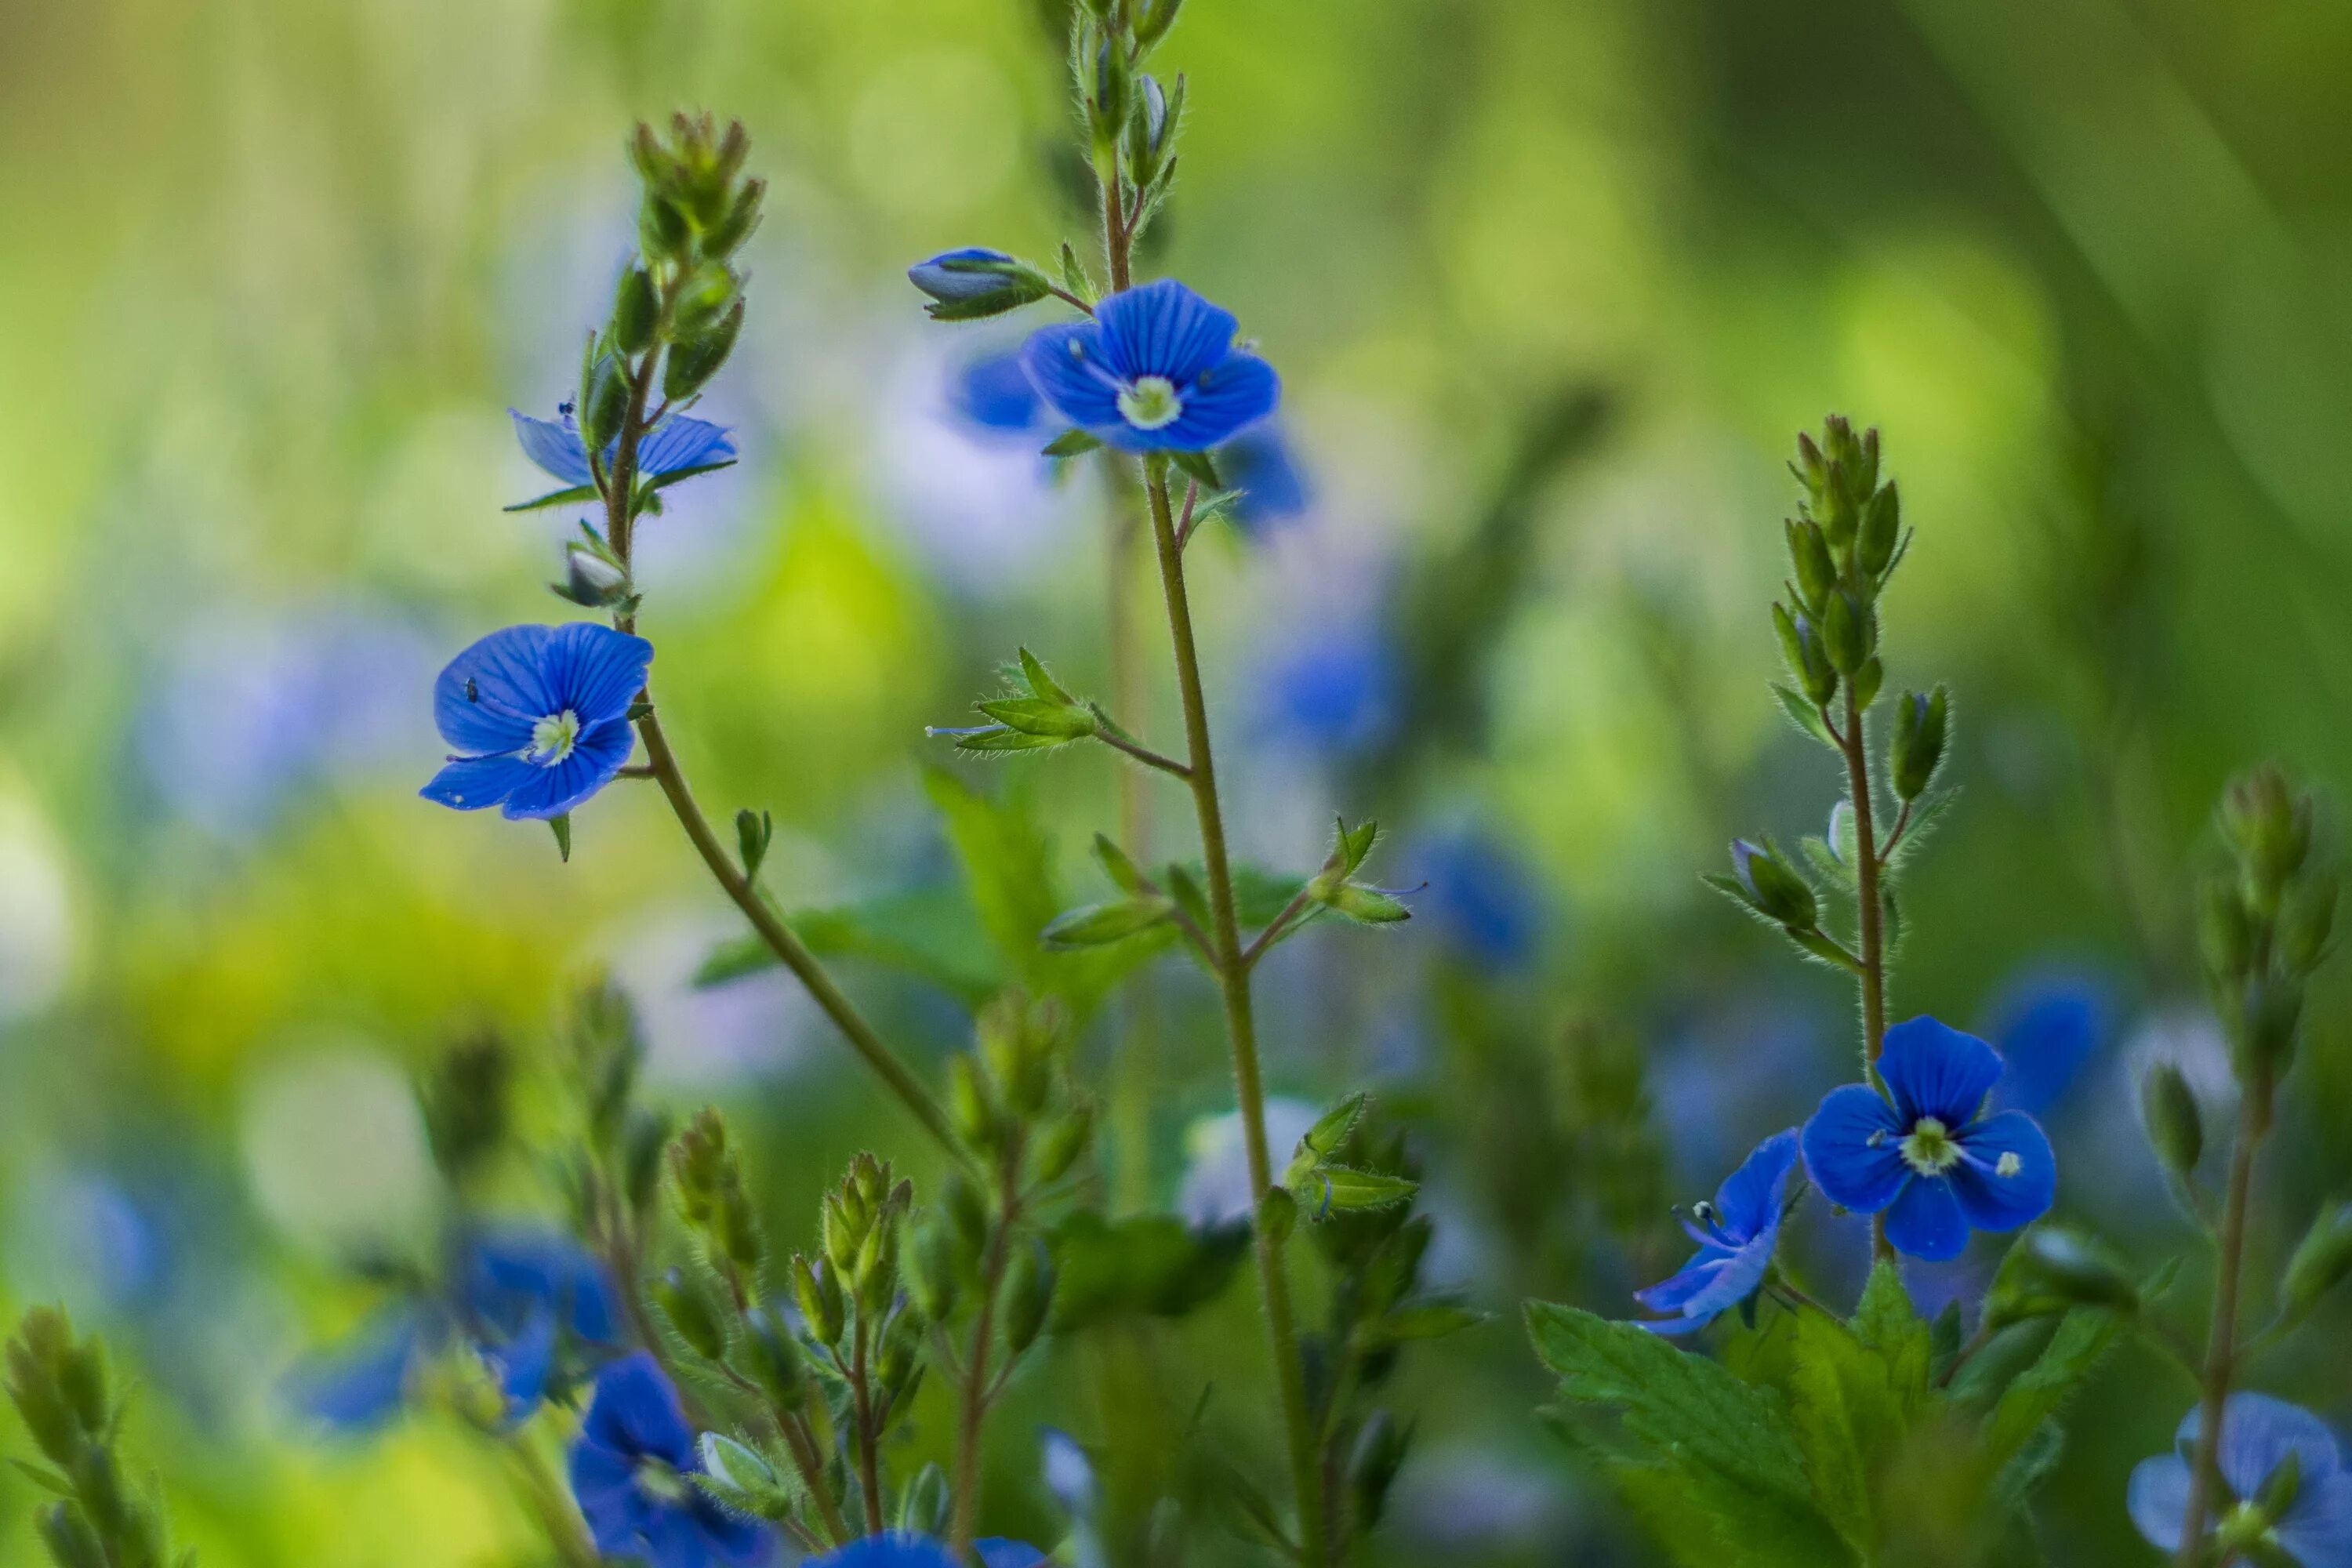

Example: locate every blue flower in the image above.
[1258,628,1398,760]
[292,1229,619,1430]
[421,622,653,821]
[570,1354,773,1568]
[1801,1017,2057,1262]
[1021,279,1279,453]
[804,1535,1047,1568]
[510,405,737,491]
[1411,828,1542,973]
[909,247,1023,303]
[1985,966,2113,1116]
[1220,426,1311,533]
[1632,1129,1799,1334]
[950,349,1052,438]
[2129,1393,2352,1564]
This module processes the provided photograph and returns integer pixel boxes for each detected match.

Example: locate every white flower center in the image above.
[1117,375,1183,431]
[528,709,581,765]
[1899,1116,1962,1177]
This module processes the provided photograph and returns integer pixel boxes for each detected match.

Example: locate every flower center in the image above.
[634,1455,691,1507]
[528,710,581,765]
[1899,1116,1962,1176]
[2214,1500,2277,1554]
[1117,375,1184,430]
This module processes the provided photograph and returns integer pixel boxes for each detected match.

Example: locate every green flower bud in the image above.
[1730,840,1817,929]
[670,262,741,343]
[623,1106,672,1214]
[1347,1410,1411,1534]
[580,354,630,458]
[739,1308,808,1414]
[1034,1106,1094,1184]
[2283,1201,2352,1318]
[638,191,691,261]
[1133,0,1185,46]
[1771,603,1837,707]
[655,1268,728,1362]
[1001,1238,1054,1357]
[1820,589,1873,677]
[36,1503,107,1568]
[2140,1060,2203,1179]
[1889,687,1948,800]
[2013,1228,2139,1310]
[878,1305,922,1391]
[1784,517,1835,612]
[613,266,658,355]
[2222,766,2311,891]
[794,1254,845,1347]
[949,1054,1002,1152]
[855,1220,898,1318]
[908,1219,962,1323]
[942,1175,990,1265]
[664,298,744,403]
[1090,39,1131,146]
[2240,975,2305,1077]
[2281,876,2338,975]
[703,176,766,259]
[1858,480,1900,578]
[2200,880,2256,983]
[821,1192,861,1276]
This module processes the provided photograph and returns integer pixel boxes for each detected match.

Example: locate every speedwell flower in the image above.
[1801,1016,2056,1261]
[510,404,735,492]
[1021,278,1279,452]
[570,1354,772,1568]
[1632,1128,1799,1334]
[803,1535,1047,1568]
[2129,1393,2352,1564]
[420,622,652,821]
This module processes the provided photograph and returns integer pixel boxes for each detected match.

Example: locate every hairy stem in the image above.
[850,1320,885,1537]
[1839,685,1893,1265]
[778,1410,855,1548]
[950,1150,1022,1558]
[2177,1075,2271,1564]
[1143,459,1327,1568]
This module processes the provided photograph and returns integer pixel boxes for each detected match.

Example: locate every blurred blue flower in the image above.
[1022,279,1279,453]
[2129,1393,2352,1563]
[571,1354,773,1568]
[1180,1098,1321,1228]
[421,622,652,820]
[292,1229,619,1429]
[1802,1018,2056,1262]
[1410,828,1542,973]
[1041,1425,1098,1519]
[950,349,1051,439]
[1632,1129,1798,1335]
[510,405,736,490]
[805,1537,1045,1568]
[1220,426,1311,534]
[1258,629,1398,759]
[908,247,1022,303]
[1985,966,2114,1116]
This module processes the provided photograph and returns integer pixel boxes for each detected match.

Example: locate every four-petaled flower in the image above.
[510,405,736,493]
[1021,278,1279,453]
[1801,1016,2056,1261]
[421,622,652,821]
[1632,1128,1800,1334]
[291,1229,619,1430]
[2129,1393,2352,1565]
[570,1354,772,1568]
[802,1534,1047,1568]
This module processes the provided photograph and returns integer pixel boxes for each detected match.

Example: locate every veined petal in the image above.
[511,409,594,487]
[2281,1470,2352,1567]
[1669,1225,1780,1325]
[1632,1248,1733,1313]
[1948,1110,2056,1232]
[1713,1127,1802,1241]
[1883,1175,1968,1261]
[435,624,558,750]
[500,720,633,821]
[1021,321,1127,433]
[422,751,538,812]
[2188,1393,2347,1505]
[1096,278,1240,383]
[543,622,655,726]
[1159,353,1280,452]
[1801,1084,1908,1213]
[583,1353,696,1468]
[288,1309,425,1429]
[1879,1016,2002,1126]
[633,414,736,477]
[2125,1454,2190,1553]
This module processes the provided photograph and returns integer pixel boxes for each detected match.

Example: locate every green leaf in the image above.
[503,483,599,513]
[647,459,738,493]
[1305,1165,1419,1214]
[1049,1213,1250,1329]
[1303,1092,1368,1160]
[1851,1263,1933,1399]
[1772,682,1842,748]
[1092,833,1148,895]
[1980,1307,2122,1471]
[1056,241,1095,304]
[549,814,572,862]
[975,696,1095,738]
[1018,646,1077,705]
[1170,448,1221,492]
[1042,429,1102,459]
[951,726,1072,753]
[1041,898,1175,948]
[1368,1304,1486,1344]
[1780,1272,1932,1551]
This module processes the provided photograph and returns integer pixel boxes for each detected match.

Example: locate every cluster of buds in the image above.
[2199,766,2336,1085]
[419,1031,511,1189]
[947,993,1093,1183]
[670,1107,765,1284]
[5,1310,183,1568]
[1776,416,1903,713]
[616,114,761,410]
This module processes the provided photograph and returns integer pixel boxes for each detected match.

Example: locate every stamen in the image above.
[1995,1152,2023,1178]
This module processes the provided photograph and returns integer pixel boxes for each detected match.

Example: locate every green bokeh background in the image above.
[4,0,2352,1562]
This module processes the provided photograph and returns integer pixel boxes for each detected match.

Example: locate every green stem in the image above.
[777,1409,855,1548]
[1105,490,1160,1213]
[949,1150,1022,1558]
[505,1429,599,1567]
[851,1319,886,1537]
[1142,458,1327,1568]
[2176,1074,2271,1566]
[1839,685,1894,1265]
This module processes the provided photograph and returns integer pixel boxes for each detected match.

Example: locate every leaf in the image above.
[648,459,738,493]
[1307,1165,1419,1214]
[692,887,1007,1004]
[1772,682,1841,749]
[952,726,1073,753]
[1049,1213,1250,1330]
[1170,448,1221,492]
[1980,1307,2122,1471]
[1781,1276,1932,1552]
[1851,1263,1933,1402]
[549,814,572,862]
[1018,646,1077,705]
[1092,833,1148,895]
[1302,1092,1368,1160]
[1368,1304,1486,1344]
[503,483,599,513]
[1042,429,1102,459]
[975,696,1095,738]
[1041,898,1175,948]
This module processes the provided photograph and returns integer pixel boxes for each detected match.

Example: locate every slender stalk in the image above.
[1142,459,1327,1568]
[2176,1074,2272,1565]
[505,1430,600,1567]
[949,1147,1023,1558]
[1838,686,1894,1264]
[1106,494,1160,1213]
[777,1410,855,1547]
[850,1321,886,1537]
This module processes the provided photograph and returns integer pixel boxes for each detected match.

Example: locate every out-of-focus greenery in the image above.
[5,0,2352,1563]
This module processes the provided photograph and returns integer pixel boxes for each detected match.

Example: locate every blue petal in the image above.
[635,415,736,477]
[1668,1226,1780,1326]
[975,1541,1047,1568]
[573,1437,655,1559]
[422,751,539,812]
[2281,1471,2352,1567]
[465,1229,618,1337]
[805,1536,962,1568]
[1224,427,1311,529]
[500,718,634,821]
[583,1352,695,1468]
[288,1309,424,1429]
[1160,352,1280,452]
[1947,1110,2056,1233]
[953,351,1047,435]
[1632,1248,1735,1313]
[434,624,558,752]
[1882,1175,1968,1261]
[682,1495,774,1566]
[1879,1016,2002,1127]
[1800,1084,1907,1214]
[2126,1453,2190,1553]
[1988,968,2111,1115]
[488,1306,557,1417]
[543,622,655,726]
[1021,321,1127,433]
[909,247,1018,301]
[1713,1127,1802,1241]
[512,409,594,487]
[2183,1392,2347,1505]
[1095,278,1239,383]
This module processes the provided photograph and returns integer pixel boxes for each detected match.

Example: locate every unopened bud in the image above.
[1035,1106,1094,1184]
[794,1254,845,1347]
[1772,603,1837,708]
[949,1054,1002,1151]
[1730,840,1817,929]
[2201,880,2256,982]
[612,266,658,356]
[2222,766,2311,891]
[1889,687,1948,801]
[1820,589,1873,677]
[1858,481,1900,578]
[655,1269,727,1362]
[579,354,630,456]
[664,297,744,402]
[2140,1061,2203,1179]
[909,1220,962,1323]
[2284,1202,2352,1318]
[1002,1239,1054,1356]
[1784,517,1835,612]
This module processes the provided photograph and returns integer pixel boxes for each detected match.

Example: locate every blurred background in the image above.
[5,0,2352,1561]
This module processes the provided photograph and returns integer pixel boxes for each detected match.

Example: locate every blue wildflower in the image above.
[2129,1393,2352,1564]
[509,405,737,493]
[1259,628,1397,759]
[1220,426,1311,534]
[1021,278,1279,453]
[1801,1017,2057,1262]
[570,1354,773,1568]
[420,622,652,821]
[1413,828,1541,973]
[951,349,1051,438]
[1986,966,2112,1116]
[1632,1129,1799,1334]
[804,1535,1046,1568]
[292,1229,619,1429]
